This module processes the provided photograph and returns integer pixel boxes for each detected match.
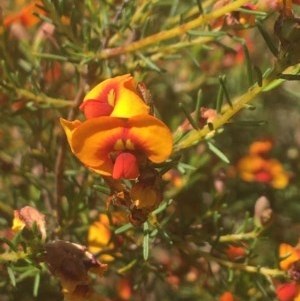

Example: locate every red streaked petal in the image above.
[80,100,113,119]
[82,74,149,118]
[127,115,173,163]
[83,75,129,103]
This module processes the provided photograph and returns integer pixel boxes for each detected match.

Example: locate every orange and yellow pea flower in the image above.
[80,74,150,119]
[60,115,173,180]
[88,212,127,262]
[236,140,289,189]
[237,155,289,189]
[276,243,300,301]
[279,243,300,272]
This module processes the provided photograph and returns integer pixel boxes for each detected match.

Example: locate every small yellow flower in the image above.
[88,212,127,262]
[12,206,46,242]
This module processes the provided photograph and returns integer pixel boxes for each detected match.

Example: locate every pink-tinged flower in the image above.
[12,206,46,242]
[254,195,273,227]
[178,107,218,133]
[258,0,300,11]
[60,115,173,179]
[211,0,256,29]
[80,74,150,119]
[257,0,282,11]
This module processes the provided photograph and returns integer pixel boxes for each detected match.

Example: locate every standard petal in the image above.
[82,74,149,118]
[80,99,113,119]
[127,115,173,163]
[111,76,149,117]
[83,74,131,102]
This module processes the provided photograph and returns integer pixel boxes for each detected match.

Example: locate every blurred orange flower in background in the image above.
[4,1,45,28]
[236,140,289,189]
[88,212,127,262]
[219,291,235,301]
[276,242,300,301]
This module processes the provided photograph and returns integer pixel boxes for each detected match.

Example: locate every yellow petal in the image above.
[60,118,82,153]
[88,214,111,253]
[279,243,300,270]
[111,77,150,118]
[12,211,25,232]
[83,74,149,118]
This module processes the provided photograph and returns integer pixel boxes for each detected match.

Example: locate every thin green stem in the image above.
[90,0,249,60]
[177,64,300,150]
[218,231,260,242]
[6,86,73,107]
[199,251,285,277]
